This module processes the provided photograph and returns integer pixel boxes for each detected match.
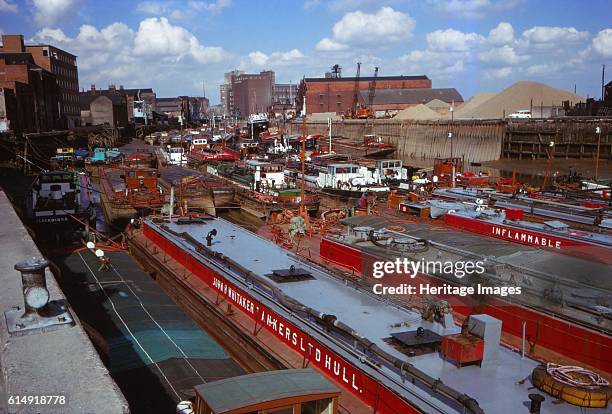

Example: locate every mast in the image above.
[300,116,307,211]
[328,117,332,152]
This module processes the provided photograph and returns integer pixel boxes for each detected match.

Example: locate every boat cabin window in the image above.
[41,174,72,183]
[380,161,401,169]
[333,166,358,174]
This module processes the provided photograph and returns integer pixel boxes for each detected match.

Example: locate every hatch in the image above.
[267,265,314,283]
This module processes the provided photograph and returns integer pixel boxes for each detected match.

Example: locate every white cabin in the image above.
[245,160,286,192]
[316,163,385,191]
[165,146,187,166]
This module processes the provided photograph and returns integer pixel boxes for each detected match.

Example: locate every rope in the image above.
[546,363,610,389]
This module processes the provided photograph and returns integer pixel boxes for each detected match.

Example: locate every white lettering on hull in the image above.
[491,226,562,249]
[212,276,362,394]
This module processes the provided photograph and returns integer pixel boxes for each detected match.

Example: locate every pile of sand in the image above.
[426,99,452,116]
[307,112,342,121]
[458,81,583,119]
[394,104,441,120]
[451,93,496,118]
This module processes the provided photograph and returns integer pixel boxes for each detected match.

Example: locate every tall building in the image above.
[231,70,275,118]
[0,35,62,133]
[25,39,80,127]
[219,70,244,115]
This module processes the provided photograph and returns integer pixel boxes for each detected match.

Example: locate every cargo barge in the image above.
[318,214,611,374]
[140,216,610,413]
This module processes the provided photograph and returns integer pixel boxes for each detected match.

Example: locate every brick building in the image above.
[296,75,432,115]
[0,45,61,134]
[80,93,128,127]
[24,41,80,127]
[81,84,157,123]
[231,71,275,118]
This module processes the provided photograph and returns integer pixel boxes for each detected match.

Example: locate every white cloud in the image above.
[479,45,525,64]
[31,18,232,102]
[315,38,349,52]
[31,0,81,26]
[189,0,233,15]
[135,1,168,14]
[248,51,268,66]
[248,49,305,67]
[522,26,588,45]
[399,49,467,80]
[427,0,520,20]
[592,29,612,57]
[0,0,17,13]
[136,0,232,19]
[330,7,414,45]
[484,66,513,79]
[426,28,484,52]
[488,22,514,45]
[133,17,229,63]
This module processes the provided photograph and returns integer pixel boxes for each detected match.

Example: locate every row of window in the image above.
[43,48,76,66]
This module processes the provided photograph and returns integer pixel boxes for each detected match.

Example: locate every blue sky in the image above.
[1,0,611,103]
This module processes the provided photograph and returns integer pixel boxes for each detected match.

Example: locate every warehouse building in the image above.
[296,74,432,115]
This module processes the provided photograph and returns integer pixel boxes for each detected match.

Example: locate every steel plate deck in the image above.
[157,218,608,414]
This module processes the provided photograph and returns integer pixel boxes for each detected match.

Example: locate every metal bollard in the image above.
[15,257,50,317]
[528,393,545,413]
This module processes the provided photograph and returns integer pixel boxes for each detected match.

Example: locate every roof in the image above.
[194,369,339,413]
[156,97,182,103]
[25,44,77,58]
[306,75,429,82]
[361,88,463,105]
[79,93,124,110]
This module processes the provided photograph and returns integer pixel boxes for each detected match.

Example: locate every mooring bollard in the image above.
[15,257,50,317]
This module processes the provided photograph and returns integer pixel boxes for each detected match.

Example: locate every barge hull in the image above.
[143,223,421,414]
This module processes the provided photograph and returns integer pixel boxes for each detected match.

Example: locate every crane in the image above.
[368,67,378,114]
[357,66,378,119]
[350,62,361,118]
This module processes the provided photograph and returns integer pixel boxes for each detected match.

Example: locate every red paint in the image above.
[444,212,611,264]
[441,335,484,366]
[143,224,420,414]
[320,237,612,374]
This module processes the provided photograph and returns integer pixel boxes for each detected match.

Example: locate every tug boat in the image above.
[26,171,93,235]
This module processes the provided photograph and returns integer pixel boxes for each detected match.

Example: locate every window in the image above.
[302,398,333,414]
[43,49,48,57]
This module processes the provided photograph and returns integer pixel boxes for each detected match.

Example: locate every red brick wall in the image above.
[305,78,432,114]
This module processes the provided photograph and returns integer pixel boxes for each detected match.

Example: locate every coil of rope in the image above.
[546,363,610,389]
